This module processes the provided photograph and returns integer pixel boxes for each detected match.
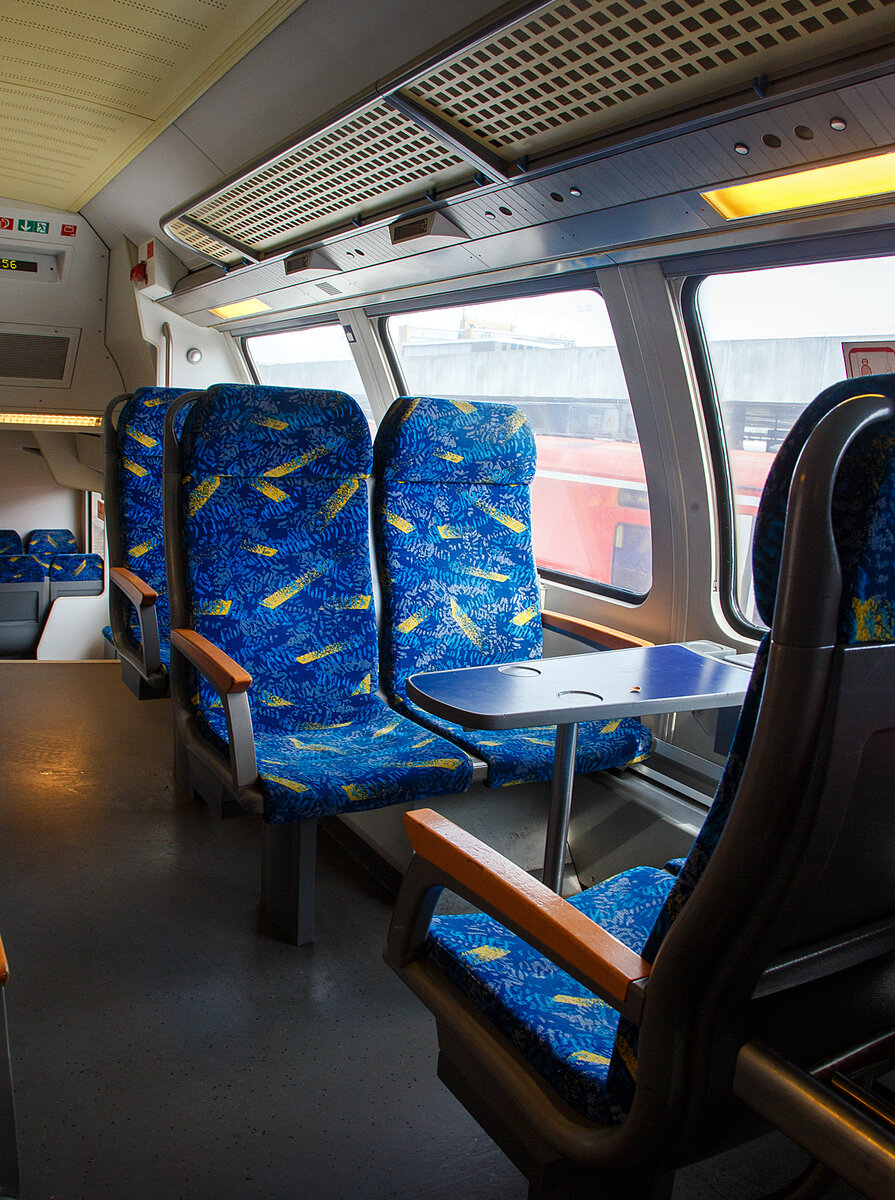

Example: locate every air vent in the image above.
[389,210,467,247]
[0,324,79,388]
[405,0,895,160]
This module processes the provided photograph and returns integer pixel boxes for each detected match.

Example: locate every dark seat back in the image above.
[0,555,49,656]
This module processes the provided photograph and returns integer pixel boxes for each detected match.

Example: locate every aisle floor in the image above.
[0,662,863,1199]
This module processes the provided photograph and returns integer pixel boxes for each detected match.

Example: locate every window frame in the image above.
[240,315,350,385]
[376,277,651,603]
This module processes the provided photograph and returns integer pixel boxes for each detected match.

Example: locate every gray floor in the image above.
[0,662,865,1200]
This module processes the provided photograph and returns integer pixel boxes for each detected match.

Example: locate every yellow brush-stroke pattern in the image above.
[399,397,421,423]
[450,598,486,650]
[73,560,85,576]
[512,603,539,626]
[467,567,509,582]
[195,599,232,616]
[250,478,289,503]
[123,458,148,478]
[447,399,475,414]
[352,674,372,695]
[615,1037,638,1078]
[412,738,435,748]
[301,720,352,730]
[264,443,332,477]
[600,719,621,734]
[631,750,650,765]
[499,409,527,440]
[244,542,277,556]
[260,774,309,794]
[472,497,526,532]
[437,525,462,539]
[318,477,359,524]
[463,945,508,963]
[260,692,292,707]
[386,510,414,533]
[396,609,427,634]
[372,722,400,738]
[570,1050,612,1064]
[261,564,324,609]
[852,595,895,641]
[522,736,553,745]
[554,994,603,1009]
[296,641,349,664]
[210,697,223,708]
[342,783,375,804]
[252,415,287,430]
[128,540,155,557]
[397,758,462,770]
[143,397,164,407]
[331,594,371,610]
[188,476,220,516]
[289,739,343,753]
[435,450,463,463]
[126,429,158,448]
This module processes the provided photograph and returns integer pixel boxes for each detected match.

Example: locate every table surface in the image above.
[406,642,751,730]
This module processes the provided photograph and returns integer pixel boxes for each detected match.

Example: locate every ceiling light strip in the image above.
[0,413,102,427]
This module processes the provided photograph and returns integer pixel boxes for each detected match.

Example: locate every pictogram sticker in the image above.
[0,218,12,231]
[61,224,77,237]
[17,219,49,234]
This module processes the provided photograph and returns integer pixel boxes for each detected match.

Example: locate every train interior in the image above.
[2,0,895,1194]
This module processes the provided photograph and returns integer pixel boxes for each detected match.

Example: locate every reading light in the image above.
[209,298,271,319]
[702,150,895,220]
[0,413,102,427]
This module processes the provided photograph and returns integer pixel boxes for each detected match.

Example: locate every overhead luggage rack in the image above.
[163,0,895,268]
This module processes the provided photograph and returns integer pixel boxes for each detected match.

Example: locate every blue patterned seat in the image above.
[24,528,77,571]
[372,396,652,786]
[49,553,104,600]
[104,387,190,696]
[166,384,474,941]
[387,374,895,1198]
[0,530,23,556]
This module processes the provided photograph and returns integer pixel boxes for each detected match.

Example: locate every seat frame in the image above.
[385,388,895,1199]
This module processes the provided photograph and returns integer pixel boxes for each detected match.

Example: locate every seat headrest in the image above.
[118,387,191,458]
[752,372,895,640]
[374,395,536,484]
[0,530,23,555]
[0,555,46,582]
[50,553,104,581]
[180,384,371,479]
[25,528,78,556]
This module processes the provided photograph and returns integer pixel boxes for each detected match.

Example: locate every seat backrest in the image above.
[25,528,78,565]
[608,373,895,1119]
[373,395,541,701]
[105,387,190,652]
[49,553,104,596]
[170,384,379,735]
[0,531,22,556]
[0,555,46,583]
[0,556,49,655]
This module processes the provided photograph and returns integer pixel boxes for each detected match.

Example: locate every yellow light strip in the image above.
[0,413,103,427]
[209,297,271,319]
[702,151,895,220]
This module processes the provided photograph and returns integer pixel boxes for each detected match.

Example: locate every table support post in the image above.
[542,721,578,894]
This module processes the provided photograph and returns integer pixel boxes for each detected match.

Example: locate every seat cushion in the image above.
[199,694,474,821]
[426,864,675,1123]
[400,696,652,787]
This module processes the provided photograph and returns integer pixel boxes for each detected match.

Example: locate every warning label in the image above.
[61,224,77,237]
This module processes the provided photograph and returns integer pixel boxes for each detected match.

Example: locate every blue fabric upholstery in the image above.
[0,531,23,555]
[25,528,77,568]
[427,865,675,1123]
[50,553,104,583]
[373,395,652,785]
[116,387,190,664]
[0,555,46,582]
[424,374,895,1125]
[179,384,474,821]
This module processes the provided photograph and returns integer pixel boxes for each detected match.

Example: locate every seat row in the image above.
[0,530,104,657]
[104,384,653,942]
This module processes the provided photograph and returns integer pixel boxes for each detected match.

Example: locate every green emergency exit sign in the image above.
[16,219,49,234]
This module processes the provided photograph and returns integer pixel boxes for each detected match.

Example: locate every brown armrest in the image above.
[171,629,252,694]
[403,809,650,1009]
[541,608,654,650]
[110,566,158,608]
[0,932,7,987]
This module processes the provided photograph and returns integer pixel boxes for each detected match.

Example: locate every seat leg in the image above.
[0,990,19,1199]
[261,820,317,946]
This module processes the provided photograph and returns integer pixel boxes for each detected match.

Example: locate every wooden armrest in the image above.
[171,628,252,695]
[404,809,650,1008]
[541,609,653,650]
[111,566,158,608]
[0,933,7,987]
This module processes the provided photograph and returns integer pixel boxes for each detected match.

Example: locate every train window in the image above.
[243,324,374,424]
[694,255,895,628]
[383,290,651,598]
